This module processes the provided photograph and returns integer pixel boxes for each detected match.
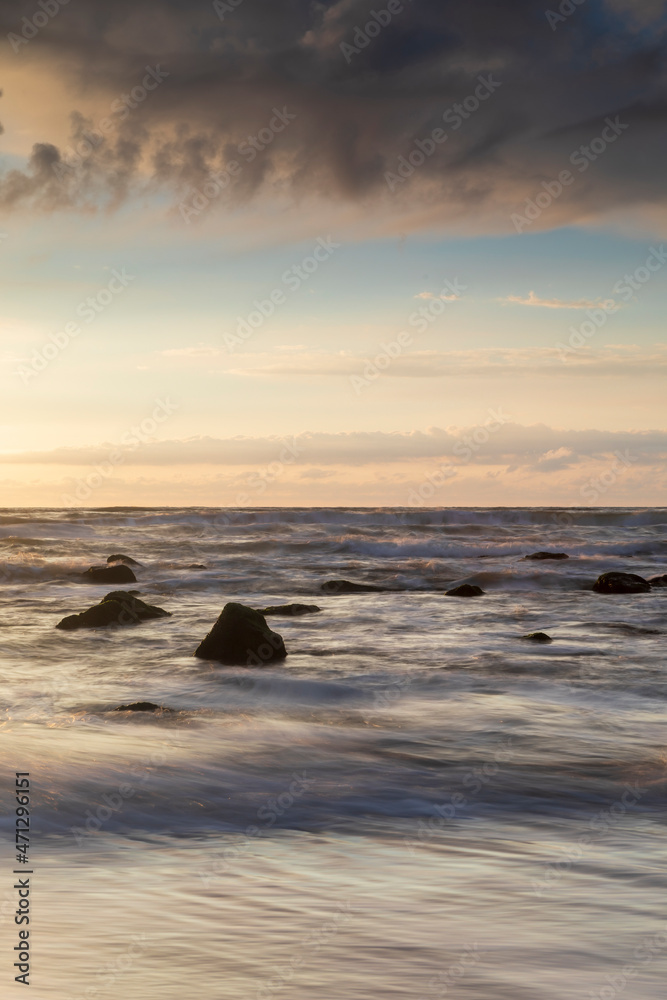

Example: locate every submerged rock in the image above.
[195,603,287,666]
[56,591,171,630]
[107,554,143,567]
[82,564,137,584]
[592,572,651,594]
[321,580,390,594]
[522,632,553,643]
[649,574,667,588]
[258,604,321,616]
[446,584,485,597]
[114,702,173,713]
[524,552,569,561]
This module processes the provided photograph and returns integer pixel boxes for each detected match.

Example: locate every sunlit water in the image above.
[1,507,666,998]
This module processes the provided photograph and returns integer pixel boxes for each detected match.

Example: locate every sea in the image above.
[1,506,665,999]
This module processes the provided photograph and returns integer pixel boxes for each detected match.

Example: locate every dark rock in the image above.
[592,572,651,594]
[102,592,171,620]
[524,552,569,561]
[321,580,390,594]
[114,702,173,713]
[82,564,137,584]
[446,584,485,597]
[188,564,207,569]
[58,600,128,630]
[107,554,143,567]
[57,591,171,630]
[195,603,287,666]
[259,604,322,616]
[648,575,667,588]
[522,632,553,643]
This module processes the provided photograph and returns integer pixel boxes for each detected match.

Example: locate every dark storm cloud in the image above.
[1,0,666,228]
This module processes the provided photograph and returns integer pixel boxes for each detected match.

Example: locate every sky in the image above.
[1,0,666,507]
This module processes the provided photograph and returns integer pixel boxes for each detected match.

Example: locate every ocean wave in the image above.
[3,506,667,532]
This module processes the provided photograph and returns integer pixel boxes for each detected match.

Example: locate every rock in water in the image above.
[194,603,287,666]
[82,564,137,584]
[592,572,651,594]
[114,702,172,713]
[524,551,569,560]
[522,632,553,643]
[107,554,143,567]
[446,584,485,597]
[57,591,171,630]
[258,604,321,616]
[58,600,128,630]
[321,580,390,594]
[102,592,171,620]
[649,574,667,588]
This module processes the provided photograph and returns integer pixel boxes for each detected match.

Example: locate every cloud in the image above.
[161,345,220,358]
[1,424,666,471]
[415,291,460,301]
[298,468,336,481]
[1,0,666,236]
[500,291,610,309]
[534,447,578,472]
[186,344,667,379]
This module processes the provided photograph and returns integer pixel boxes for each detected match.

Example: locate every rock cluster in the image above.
[57,591,171,630]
